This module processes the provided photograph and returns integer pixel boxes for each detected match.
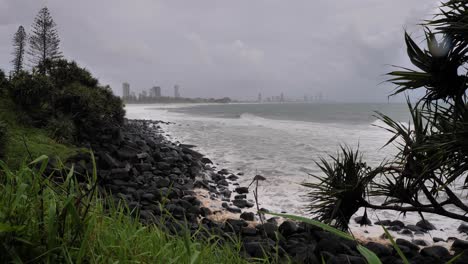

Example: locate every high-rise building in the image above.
[151,86,161,97]
[122,82,130,98]
[174,85,180,98]
[280,93,284,102]
[257,93,262,102]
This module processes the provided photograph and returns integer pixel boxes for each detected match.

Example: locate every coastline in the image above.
[90,116,468,263]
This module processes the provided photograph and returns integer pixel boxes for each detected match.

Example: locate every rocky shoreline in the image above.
[65,119,468,264]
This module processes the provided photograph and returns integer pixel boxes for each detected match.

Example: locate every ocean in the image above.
[126,102,467,240]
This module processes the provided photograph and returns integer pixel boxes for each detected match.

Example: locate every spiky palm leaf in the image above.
[302,146,378,230]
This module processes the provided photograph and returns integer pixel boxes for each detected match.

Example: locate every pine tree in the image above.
[29,7,62,73]
[11,25,27,75]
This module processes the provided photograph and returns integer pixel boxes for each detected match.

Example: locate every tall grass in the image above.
[0,155,255,263]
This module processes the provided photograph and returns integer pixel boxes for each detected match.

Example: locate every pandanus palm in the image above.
[304,0,468,230]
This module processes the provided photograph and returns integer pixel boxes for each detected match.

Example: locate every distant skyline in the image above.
[0,0,437,102]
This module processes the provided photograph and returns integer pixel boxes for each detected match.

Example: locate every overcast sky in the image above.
[0,0,438,102]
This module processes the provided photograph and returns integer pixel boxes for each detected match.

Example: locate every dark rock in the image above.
[235,187,249,194]
[232,199,254,208]
[136,152,150,159]
[279,221,298,237]
[135,163,152,172]
[154,177,170,188]
[110,168,130,179]
[227,174,239,181]
[458,223,468,235]
[237,172,244,176]
[433,237,445,243]
[388,225,402,232]
[235,194,247,199]
[201,157,213,164]
[317,238,353,255]
[225,219,248,233]
[399,229,413,236]
[354,215,372,225]
[217,179,229,186]
[218,169,229,175]
[406,224,426,233]
[257,222,278,240]
[99,152,121,168]
[156,162,171,170]
[396,238,419,251]
[116,147,137,160]
[365,242,392,257]
[375,220,392,226]
[452,239,468,250]
[420,246,450,259]
[412,239,429,246]
[416,219,436,231]
[221,202,228,208]
[288,244,319,264]
[200,207,212,217]
[240,212,255,221]
[243,242,268,258]
[328,254,366,264]
[241,227,257,236]
[389,220,405,228]
[142,193,156,201]
[227,206,242,213]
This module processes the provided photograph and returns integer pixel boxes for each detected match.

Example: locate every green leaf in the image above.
[0,223,24,233]
[357,245,382,264]
[264,212,353,240]
[29,155,49,165]
[382,226,409,264]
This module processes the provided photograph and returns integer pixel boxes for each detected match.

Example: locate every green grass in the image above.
[0,155,257,263]
[0,98,77,168]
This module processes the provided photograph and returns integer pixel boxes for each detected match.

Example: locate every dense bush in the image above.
[0,69,7,95]
[8,59,125,142]
[0,121,7,159]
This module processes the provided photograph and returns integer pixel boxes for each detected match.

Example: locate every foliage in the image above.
[301,146,375,230]
[0,156,253,263]
[304,0,468,230]
[0,69,7,95]
[265,212,382,264]
[29,7,62,73]
[11,25,27,75]
[0,121,7,159]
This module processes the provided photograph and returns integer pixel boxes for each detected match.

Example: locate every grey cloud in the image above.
[0,0,438,101]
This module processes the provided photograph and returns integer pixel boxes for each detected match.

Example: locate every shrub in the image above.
[0,121,7,159]
[9,72,54,127]
[45,114,76,144]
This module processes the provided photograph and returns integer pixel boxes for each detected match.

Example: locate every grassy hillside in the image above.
[0,97,77,168]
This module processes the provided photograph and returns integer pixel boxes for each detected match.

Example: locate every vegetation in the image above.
[11,25,27,75]
[0,156,252,263]
[304,0,468,230]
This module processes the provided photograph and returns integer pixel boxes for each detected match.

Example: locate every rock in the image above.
[388,225,402,232]
[257,222,278,239]
[232,199,254,208]
[227,174,239,181]
[110,168,129,179]
[221,202,228,208]
[365,242,392,257]
[218,169,229,175]
[354,215,372,225]
[416,219,436,231]
[452,239,468,250]
[200,157,213,164]
[375,220,392,226]
[235,187,249,194]
[155,177,170,188]
[458,223,468,235]
[328,254,366,264]
[240,212,255,221]
[389,220,405,228]
[136,152,150,159]
[433,237,445,243]
[243,242,269,258]
[317,238,353,256]
[227,206,242,213]
[399,229,413,237]
[217,179,229,186]
[237,172,244,176]
[412,239,429,246]
[225,219,248,233]
[279,221,298,237]
[396,238,419,251]
[200,207,212,217]
[99,152,121,168]
[156,162,171,170]
[135,163,152,172]
[406,224,426,233]
[116,148,137,160]
[142,193,156,201]
[420,246,450,259]
[235,194,247,200]
[241,227,257,236]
